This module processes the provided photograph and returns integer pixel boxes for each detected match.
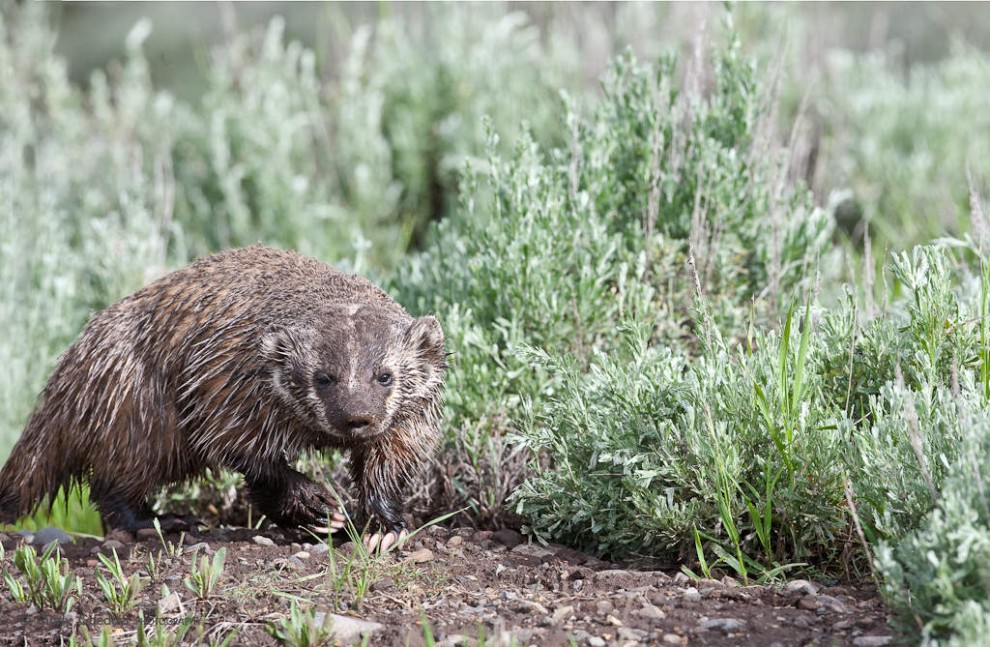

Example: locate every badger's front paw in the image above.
[363,528,409,553]
[249,471,347,533]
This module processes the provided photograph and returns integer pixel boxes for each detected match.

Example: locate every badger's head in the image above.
[261,305,445,443]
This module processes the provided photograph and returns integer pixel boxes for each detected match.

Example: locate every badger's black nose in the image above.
[346,415,373,432]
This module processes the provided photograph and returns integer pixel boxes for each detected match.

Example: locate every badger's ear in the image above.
[404,315,445,367]
[260,328,314,370]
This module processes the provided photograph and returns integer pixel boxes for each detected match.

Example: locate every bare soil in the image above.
[0,525,895,646]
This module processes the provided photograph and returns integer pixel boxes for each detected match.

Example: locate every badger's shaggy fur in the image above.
[0,245,446,536]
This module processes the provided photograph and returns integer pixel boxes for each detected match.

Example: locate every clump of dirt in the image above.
[0,526,894,646]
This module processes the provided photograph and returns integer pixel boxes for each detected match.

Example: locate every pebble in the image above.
[852,637,893,647]
[662,634,687,645]
[157,592,182,615]
[184,542,211,554]
[634,603,667,621]
[721,575,740,587]
[618,627,648,641]
[552,605,575,623]
[784,579,820,595]
[672,572,691,584]
[446,535,464,548]
[797,596,819,611]
[817,594,850,614]
[136,528,159,540]
[682,586,701,602]
[26,526,73,547]
[102,539,126,553]
[272,557,302,572]
[698,617,746,633]
[511,599,550,615]
[252,535,275,547]
[511,542,556,560]
[471,530,494,543]
[309,542,329,555]
[312,612,383,643]
[587,637,606,647]
[596,600,613,614]
[492,529,525,548]
[406,548,434,563]
[293,551,310,560]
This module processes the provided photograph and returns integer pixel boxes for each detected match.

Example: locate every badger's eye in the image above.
[314,372,333,388]
[376,371,393,387]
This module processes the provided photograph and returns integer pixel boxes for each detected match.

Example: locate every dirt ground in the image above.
[0,525,895,646]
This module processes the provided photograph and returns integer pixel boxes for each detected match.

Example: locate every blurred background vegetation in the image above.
[5,2,990,642]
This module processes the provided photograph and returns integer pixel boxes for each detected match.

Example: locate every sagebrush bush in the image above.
[876,391,990,644]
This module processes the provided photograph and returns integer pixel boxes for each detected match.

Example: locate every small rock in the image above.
[272,558,301,572]
[28,526,73,547]
[471,530,494,543]
[784,579,820,596]
[817,594,850,614]
[721,575,740,587]
[312,612,383,644]
[832,619,854,631]
[662,634,686,645]
[405,548,434,563]
[253,535,275,547]
[634,603,667,621]
[157,592,182,615]
[587,637,606,647]
[605,614,623,627]
[797,596,819,611]
[102,539,126,553]
[491,529,524,549]
[511,542,555,560]
[446,535,464,548]
[572,579,584,591]
[552,605,575,623]
[370,577,395,592]
[183,534,200,546]
[293,551,311,560]
[682,586,701,603]
[852,637,893,647]
[184,542,211,554]
[436,635,470,647]
[672,572,691,585]
[136,528,159,540]
[699,618,746,633]
[596,600,614,615]
[511,599,550,615]
[618,627,648,641]
[309,542,329,555]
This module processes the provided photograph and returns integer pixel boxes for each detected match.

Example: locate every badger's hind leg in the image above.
[89,484,156,533]
[90,485,194,534]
